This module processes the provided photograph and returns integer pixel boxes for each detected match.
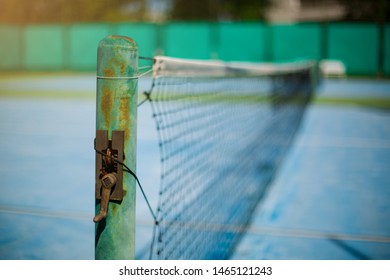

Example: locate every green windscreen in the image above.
[384,24,390,75]
[218,22,266,62]
[162,22,212,59]
[24,25,65,70]
[272,24,321,62]
[0,25,22,70]
[0,22,387,76]
[327,23,379,75]
[69,24,112,70]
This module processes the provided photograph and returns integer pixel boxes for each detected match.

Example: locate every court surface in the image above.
[0,75,389,259]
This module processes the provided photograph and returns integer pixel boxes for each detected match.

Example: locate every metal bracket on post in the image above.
[94,130,124,223]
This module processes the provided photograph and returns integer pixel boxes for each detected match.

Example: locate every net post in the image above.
[95,35,138,260]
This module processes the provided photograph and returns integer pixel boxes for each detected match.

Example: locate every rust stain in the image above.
[110,35,136,45]
[101,86,113,129]
[103,67,115,77]
[119,96,130,141]
[120,62,126,74]
[108,57,127,76]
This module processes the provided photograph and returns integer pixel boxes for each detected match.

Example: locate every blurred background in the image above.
[0,0,389,260]
[0,0,390,75]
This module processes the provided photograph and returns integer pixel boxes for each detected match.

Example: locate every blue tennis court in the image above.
[0,75,389,259]
[233,84,390,259]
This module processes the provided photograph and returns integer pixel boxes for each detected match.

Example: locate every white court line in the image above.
[3,206,389,244]
[298,136,390,149]
[0,205,90,221]
[135,219,390,244]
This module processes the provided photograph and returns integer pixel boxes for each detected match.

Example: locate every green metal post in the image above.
[95,35,138,259]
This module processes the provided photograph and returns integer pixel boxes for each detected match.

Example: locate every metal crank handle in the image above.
[93,173,117,223]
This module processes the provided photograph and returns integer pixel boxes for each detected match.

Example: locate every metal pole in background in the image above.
[95,35,138,259]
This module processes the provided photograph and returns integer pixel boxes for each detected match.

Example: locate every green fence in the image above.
[218,22,266,62]
[384,24,390,75]
[0,25,22,70]
[163,22,212,59]
[24,25,65,70]
[327,23,379,76]
[272,23,322,62]
[0,22,388,76]
[68,24,113,70]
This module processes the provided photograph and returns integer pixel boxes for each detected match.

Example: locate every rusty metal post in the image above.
[95,35,138,259]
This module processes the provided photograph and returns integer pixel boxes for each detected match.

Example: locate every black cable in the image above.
[137,91,152,107]
[139,56,156,62]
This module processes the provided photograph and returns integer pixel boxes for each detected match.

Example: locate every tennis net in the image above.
[145,56,317,259]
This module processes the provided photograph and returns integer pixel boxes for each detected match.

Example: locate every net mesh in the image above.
[147,57,317,259]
